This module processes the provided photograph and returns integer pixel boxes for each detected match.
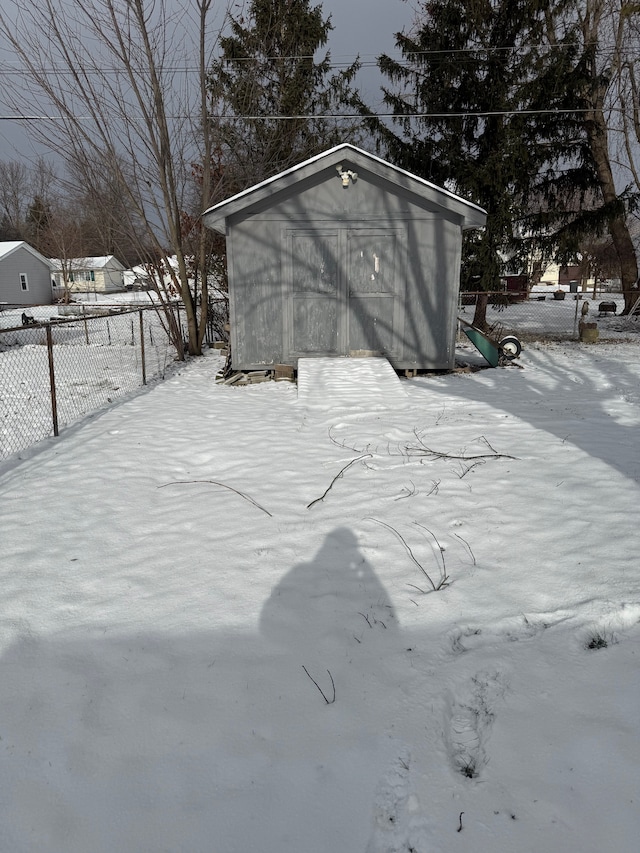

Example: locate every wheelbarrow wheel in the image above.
[499,336,522,360]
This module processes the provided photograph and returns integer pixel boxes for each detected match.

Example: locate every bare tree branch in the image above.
[0,0,231,356]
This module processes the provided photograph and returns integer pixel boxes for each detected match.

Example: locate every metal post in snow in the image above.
[45,324,59,437]
[139,309,147,385]
[82,304,89,345]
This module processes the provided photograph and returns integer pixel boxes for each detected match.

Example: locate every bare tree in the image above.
[578,0,639,311]
[41,203,88,304]
[0,157,57,242]
[0,161,31,239]
[0,0,229,356]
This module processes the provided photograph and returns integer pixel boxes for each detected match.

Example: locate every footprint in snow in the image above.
[366,745,434,853]
[445,670,509,780]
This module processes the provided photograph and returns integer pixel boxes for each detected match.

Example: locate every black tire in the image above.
[499,336,522,360]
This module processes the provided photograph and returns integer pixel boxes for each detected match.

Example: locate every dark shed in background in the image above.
[202,144,486,371]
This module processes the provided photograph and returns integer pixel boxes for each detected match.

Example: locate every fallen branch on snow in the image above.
[159,479,272,516]
[307,454,372,509]
[407,431,517,463]
[302,666,336,704]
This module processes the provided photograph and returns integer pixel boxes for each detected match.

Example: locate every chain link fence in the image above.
[458,288,640,342]
[3,287,638,459]
[0,302,182,460]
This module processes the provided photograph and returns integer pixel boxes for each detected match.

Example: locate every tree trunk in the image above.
[581,0,638,312]
[586,105,638,312]
[472,291,489,330]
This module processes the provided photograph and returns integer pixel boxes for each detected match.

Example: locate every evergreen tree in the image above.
[26,194,52,252]
[522,0,639,311]
[363,0,632,325]
[208,0,361,192]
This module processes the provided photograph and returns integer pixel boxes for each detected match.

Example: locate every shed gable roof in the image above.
[202,143,486,233]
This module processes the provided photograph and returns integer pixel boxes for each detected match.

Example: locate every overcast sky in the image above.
[0,0,416,164]
[322,0,414,102]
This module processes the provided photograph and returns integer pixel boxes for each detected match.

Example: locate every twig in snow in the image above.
[406,430,516,463]
[457,812,464,832]
[425,479,441,496]
[302,666,336,704]
[159,479,272,516]
[454,532,476,565]
[307,454,372,508]
[366,518,446,592]
[328,426,367,453]
[394,480,417,501]
[479,435,498,454]
[456,459,486,478]
[413,522,450,588]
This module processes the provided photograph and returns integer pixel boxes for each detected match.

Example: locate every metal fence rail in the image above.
[2,290,638,461]
[459,290,640,341]
[0,304,177,460]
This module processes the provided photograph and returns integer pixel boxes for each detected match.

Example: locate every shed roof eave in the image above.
[201,143,486,231]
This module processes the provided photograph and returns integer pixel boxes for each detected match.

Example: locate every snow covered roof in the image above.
[0,240,54,268]
[202,143,487,232]
[49,255,125,271]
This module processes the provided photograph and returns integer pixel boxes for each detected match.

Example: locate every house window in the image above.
[20,273,29,291]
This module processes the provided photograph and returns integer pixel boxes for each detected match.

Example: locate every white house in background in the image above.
[0,241,55,306]
[533,260,596,291]
[50,255,126,295]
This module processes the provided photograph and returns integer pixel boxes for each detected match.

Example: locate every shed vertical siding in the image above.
[346,228,405,358]
[287,229,341,356]
[203,145,486,371]
[226,181,464,369]
[228,223,284,366]
[401,214,463,366]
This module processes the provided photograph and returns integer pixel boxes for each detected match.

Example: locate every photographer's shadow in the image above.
[260,526,399,689]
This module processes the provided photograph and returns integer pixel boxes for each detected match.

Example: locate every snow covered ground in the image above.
[467,292,640,341]
[0,301,177,458]
[1,340,639,852]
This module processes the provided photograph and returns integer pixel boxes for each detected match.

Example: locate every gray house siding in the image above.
[0,244,53,306]
[204,145,485,371]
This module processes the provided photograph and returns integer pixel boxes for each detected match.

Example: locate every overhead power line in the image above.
[0,41,630,75]
[0,108,603,122]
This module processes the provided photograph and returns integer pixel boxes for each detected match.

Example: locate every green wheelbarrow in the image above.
[458,316,522,367]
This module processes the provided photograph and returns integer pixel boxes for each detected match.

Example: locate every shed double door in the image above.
[286,227,403,359]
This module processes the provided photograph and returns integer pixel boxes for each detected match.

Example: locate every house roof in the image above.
[50,255,125,271]
[0,241,54,268]
[202,143,487,233]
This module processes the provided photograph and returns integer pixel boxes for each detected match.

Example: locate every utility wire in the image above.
[0,108,605,121]
[0,41,629,74]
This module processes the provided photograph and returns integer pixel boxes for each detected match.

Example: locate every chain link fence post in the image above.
[139,309,147,386]
[45,323,59,437]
